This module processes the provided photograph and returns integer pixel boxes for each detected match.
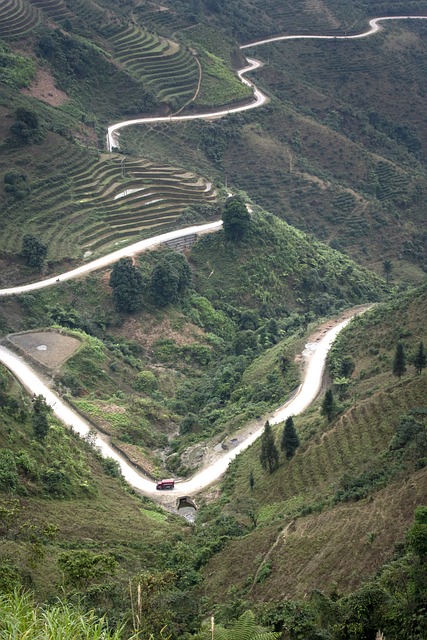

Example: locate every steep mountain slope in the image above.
[0,0,426,637]
[199,285,427,605]
[0,209,384,474]
[121,18,427,279]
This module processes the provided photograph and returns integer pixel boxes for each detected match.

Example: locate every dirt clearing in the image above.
[9,331,81,368]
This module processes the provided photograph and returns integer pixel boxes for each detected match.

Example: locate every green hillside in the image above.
[0,208,384,473]
[120,18,427,280]
[198,286,427,619]
[0,365,198,636]
[0,0,426,638]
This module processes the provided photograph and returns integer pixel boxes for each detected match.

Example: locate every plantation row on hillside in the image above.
[199,285,427,626]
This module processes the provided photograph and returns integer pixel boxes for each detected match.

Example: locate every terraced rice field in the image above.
[105,25,199,107]
[64,0,106,27]
[0,0,40,38]
[29,0,71,22]
[1,151,216,262]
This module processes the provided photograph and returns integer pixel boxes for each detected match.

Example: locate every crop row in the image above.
[375,161,410,202]
[1,152,216,261]
[106,25,199,106]
[282,386,417,499]
[0,0,40,38]
[29,0,70,21]
[257,0,346,35]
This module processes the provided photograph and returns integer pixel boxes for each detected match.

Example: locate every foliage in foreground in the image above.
[0,590,131,639]
[194,610,279,640]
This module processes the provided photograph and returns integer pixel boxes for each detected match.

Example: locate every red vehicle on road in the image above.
[156,478,175,490]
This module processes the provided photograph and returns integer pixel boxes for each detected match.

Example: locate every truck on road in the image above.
[156,478,175,490]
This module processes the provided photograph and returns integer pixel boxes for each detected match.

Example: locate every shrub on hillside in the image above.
[21,235,48,269]
[4,171,31,199]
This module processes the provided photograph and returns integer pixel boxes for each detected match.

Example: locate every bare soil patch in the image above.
[21,68,69,107]
[9,331,81,368]
[119,314,205,351]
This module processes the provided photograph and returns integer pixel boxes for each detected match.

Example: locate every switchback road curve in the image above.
[0,17,425,297]
[107,16,427,150]
[0,312,358,498]
[0,16,425,499]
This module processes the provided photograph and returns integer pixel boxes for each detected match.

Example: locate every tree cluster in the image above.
[393,341,426,378]
[222,197,251,242]
[109,252,193,313]
[260,418,300,473]
[21,234,48,270]
[4,170,31,200]
[150,251,192,307]
[9,108,43,145]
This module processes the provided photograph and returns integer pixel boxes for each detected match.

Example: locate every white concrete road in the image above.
[0,15,425,499]
[0,314,354,498]
[1,16,425,298]
[240,16,427,48]
[106,57,268,152]
[0,221,222,296]
[108,16,427,150]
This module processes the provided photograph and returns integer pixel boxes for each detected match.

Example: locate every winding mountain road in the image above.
[107,16,427,150]
[0,222,222,297]
[1,16,425,298]
[0,312,357,499]
[0,15,425,499]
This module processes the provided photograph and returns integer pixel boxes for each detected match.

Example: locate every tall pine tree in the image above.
[413,342,426,375]
[260,421,279,473]
[392,342,406,379]
[281,416,300,459]
[321,389,336,422]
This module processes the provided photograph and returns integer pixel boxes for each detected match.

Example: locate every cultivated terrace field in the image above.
[0,0,426,638]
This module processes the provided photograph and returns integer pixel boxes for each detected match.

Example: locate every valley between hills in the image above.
[0,1,426,638]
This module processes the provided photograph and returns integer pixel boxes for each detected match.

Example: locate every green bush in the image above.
[134,371,158,393]
[102,458,123,479]
[0,451,18,493]
[4,171,31,200]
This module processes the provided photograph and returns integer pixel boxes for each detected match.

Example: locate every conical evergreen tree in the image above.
[393,342,406,379]
[413,342,426,375]
[281,416,300,459]
[321,389,336,422]
[260,421,279,473]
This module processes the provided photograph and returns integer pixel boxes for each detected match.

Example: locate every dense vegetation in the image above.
[0,0,426,637]
[0,207,384,474]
